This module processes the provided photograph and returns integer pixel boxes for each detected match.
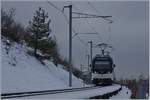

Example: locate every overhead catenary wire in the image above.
[65,1,91,60]
[77,36,88,46]
[47,1,69,24]
[87,2,113,23]
[71,3,102,41]
[71,2,115,56]
[47,1,112,47]
[87,2,102,15]
[47,1,62,12]
[47,1,87,47]
[47,1,110,54]
[70,2,101,63]
[87,2,113,44]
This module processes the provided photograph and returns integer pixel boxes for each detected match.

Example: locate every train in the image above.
[91,54,115,86]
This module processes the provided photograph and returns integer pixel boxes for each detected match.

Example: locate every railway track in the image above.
[1,85,98,99]
[1,84,121,99]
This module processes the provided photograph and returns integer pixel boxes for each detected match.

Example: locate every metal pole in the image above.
[90,41,93,67]
[90,41,92,82]
[69,5,72,87]
[88,41,92,83]
[87,54,91,83]
[63,4,73,87]
[81,64,83,79]
[87,54,90,71]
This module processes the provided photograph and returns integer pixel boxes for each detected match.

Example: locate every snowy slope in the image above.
[1,38,84,93]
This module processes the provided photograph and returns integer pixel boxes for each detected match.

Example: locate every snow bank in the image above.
[110,86,131,99]
[1,39,83,93]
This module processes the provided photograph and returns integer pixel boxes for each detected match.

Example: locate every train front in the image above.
[91,55,115,85]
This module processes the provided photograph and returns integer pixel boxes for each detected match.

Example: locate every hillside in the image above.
[1,38,84,93]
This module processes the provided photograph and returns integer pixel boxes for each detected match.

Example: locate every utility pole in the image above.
[64,5,72,87]
[88,41,93,82]
[88,41,93,67]
[86,54,91,83]
[87,54,90,71]
[81,64,83,79]
[69,5,72,87]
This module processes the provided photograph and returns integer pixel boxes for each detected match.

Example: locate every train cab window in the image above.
[95,61,110,65]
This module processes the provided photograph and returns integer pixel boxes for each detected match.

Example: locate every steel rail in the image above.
[1,84,120,99]
[1,86,100,99]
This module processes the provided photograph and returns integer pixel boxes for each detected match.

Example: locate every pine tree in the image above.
[29,7,51,56]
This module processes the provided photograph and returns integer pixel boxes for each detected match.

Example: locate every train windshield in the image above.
[95,61,110,65]
[94,61,111,69]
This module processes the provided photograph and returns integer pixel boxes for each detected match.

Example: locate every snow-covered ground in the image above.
[1,38,132,99]
[21,84,121,99]
[110,86,131,99]
[1,38,84,93]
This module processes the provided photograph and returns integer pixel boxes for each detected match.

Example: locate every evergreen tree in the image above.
[1,8,15,35]
[29,7,51,56]
[1,8,25,42]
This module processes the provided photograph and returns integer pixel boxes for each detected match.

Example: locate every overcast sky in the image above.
[2,0,149,79]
